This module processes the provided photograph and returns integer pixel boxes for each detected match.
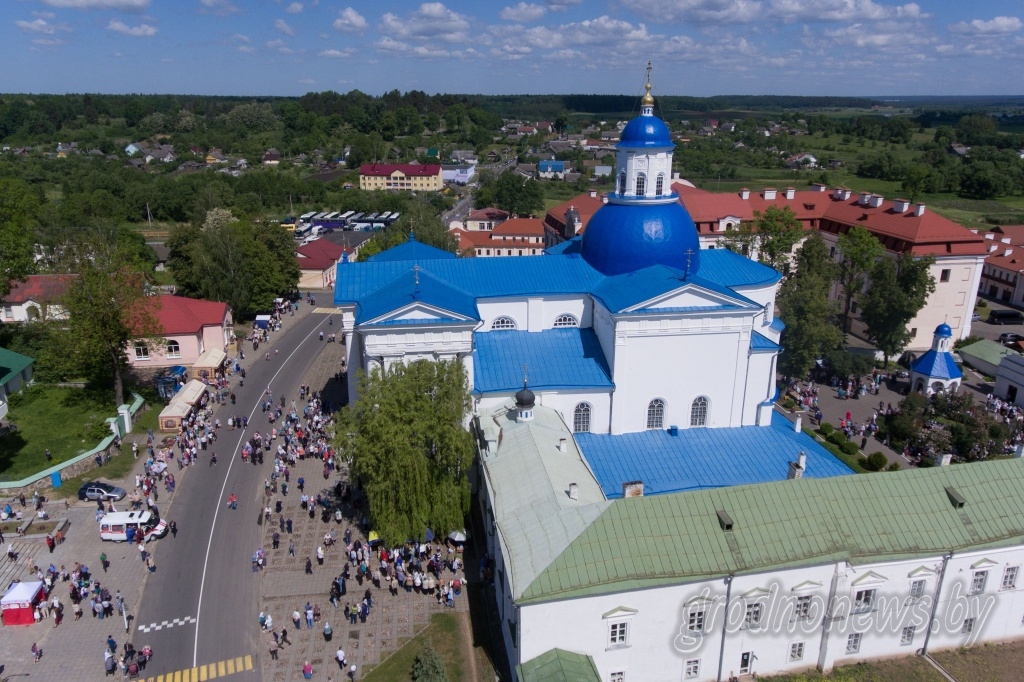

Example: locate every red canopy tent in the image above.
[1,580,45,626]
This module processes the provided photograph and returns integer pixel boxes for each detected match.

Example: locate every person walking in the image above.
[302,660,314,680]
[336,648,347,670]
[305,602,314,629]
[280,628,291,645]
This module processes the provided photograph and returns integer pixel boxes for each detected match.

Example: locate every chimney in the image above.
[893,198,910,212]
[623,481,644,498]
[673,172,680,180]
[794,415,802,433]
[990,244,999,253]
[869,194,884,208]
[840,188,852,200]
[1002,237,1012,244]
[1005,249,1013,257]
[787,452,806,480]
[558,437,567,453]
[914,203,926,216]
[798,452,807,471]
[785,187,795,200]
[568,483,579,500]
[859,191,871,206]
[668,425,679,436]
[602,196,608,204]
[811,182,827,192]
[589,190,597,198]
[740,188,750,200]
[763,188,777,200]
[985,232,995,240]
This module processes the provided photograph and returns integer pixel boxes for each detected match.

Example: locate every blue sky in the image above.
[3,0,1024,97]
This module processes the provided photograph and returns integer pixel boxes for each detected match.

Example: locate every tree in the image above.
[357,201,459,261]
[861,254,935,365]
[336,359,474,545]
[776,234,842,378]
[412,642,449,682]
[56,229,163,407]
[901,163,930,202]
[722,206,803,273]
[474,171,544,217]
[836,226,884,336]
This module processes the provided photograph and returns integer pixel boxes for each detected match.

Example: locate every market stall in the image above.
[157,379,210,432]
[1,581,45,626]
[192,348,226,381]
[255,315,272,330]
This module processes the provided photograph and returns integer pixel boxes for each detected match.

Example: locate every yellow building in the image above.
[359,163,444,191]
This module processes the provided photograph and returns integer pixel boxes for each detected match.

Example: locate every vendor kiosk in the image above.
[158,379,210,432]
[192,348,226,381]
[1,580,45,625]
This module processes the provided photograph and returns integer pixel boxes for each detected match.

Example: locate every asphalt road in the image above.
[132,308,336,678]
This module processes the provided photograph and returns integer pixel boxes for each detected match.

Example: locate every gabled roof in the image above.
[492,218,545,237]
[364,235,456,263]
[910,349,963,380]
[0,346,34,387]
[521,457,1024,604]
[466,207,509,223]
[359,163,441,177]
[154,295,229,336]
[2,274,75,304]
[474,328,613,394]
[517,649,600,682]
[543,193,606,236]
[357,268,478,325]
[296,239,345,271]
[958,339,1021,368]
[590,265,760,314]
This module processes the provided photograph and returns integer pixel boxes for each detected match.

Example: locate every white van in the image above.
[99,511,168,543]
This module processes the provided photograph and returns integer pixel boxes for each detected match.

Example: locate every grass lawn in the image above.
[760,658,945,681]
[0,385,120,482]
[363,613,466,682]
[931,640,1024,682]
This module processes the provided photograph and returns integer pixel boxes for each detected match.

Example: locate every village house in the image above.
[1,274,74,322]
[359,163,444,192]
[127,295,233,373]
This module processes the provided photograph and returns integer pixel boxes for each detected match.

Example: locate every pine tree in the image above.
[412,642,449,682]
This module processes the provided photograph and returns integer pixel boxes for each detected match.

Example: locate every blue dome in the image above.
[617,114,674,149]
[934,322,952,338]
[581,201,701,276]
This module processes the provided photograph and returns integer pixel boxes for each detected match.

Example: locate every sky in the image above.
[3,0,1024,98]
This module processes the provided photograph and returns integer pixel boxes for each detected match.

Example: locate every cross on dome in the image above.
[641,60,654,114]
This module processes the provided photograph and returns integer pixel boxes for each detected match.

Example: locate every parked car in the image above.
[987,309,1024,325]
[77,481,127,502]
[999,332,1022,345]
[972,311,982,321]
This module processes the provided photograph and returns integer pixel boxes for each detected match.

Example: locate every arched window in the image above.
[618,171,627,195]
[635,173,647,197]
[573,402,592,433]
[491,316,517,330]
[166,341,181,358]
[646,399,665,430]
[655,173,665,196]
[553,314,579,328]
[690,396,709,427]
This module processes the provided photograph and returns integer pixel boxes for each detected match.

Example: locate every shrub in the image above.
[412,642,449,682]
[865,451,888,471]
[977,299,988,308]
[827,431,847,447]
[818,422,834,436]
[886,461,901,471]
[781,398,797,410]
[840,441,860,456]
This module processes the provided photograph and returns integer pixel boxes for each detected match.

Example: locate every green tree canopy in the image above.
[836,226,884,336]
[357,201,458,261]
[473,170,544,217]
[336,359,474,546]
[722,206,804,273]
[861,254,935,365]
[412,642,449,682]
[0,178,40,297]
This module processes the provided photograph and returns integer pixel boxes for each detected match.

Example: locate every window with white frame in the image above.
[166,341,181,358]
[690,396,709,427]
[971,570,989,595]
[655,173,665,196]
[900,625,915,646]
[134,343,149,360]
[610,672,625,682]
[846,632,862,654]
[684,659,700,679]
[1002,566,1019,590]
[910,579,926,599]
[961,617,975,635]
[618,171,627,195]
[853,588,876,614]
[646,399,665,430]
[745,603,763,628]
[491,316,517,331]
[635,173,646,196]
[794,595,812,620]
[608,620,629,648]
[553,314,579,328]
[789,642,804,662]
[687,609,705,632]
[573,403,592,433]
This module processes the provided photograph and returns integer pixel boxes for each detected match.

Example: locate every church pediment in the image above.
[362,301,476,327]
[850,570,888,586]
[623,282,757,314]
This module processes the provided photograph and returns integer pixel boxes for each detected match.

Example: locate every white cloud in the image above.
[500,2,546,22]
[374,36,454,58]
[298,78,315,84]
[33,37,66,45]
[319,48,354,58]
[266,38,295,54]
[15,18,70,34]
[627,0,927,24]
[823,21,931,50]
[624,0,762,24]
[275,18,296,35]
[950,16,1023,35]
[380,2,470,43]
[545,0,581,10]
[106,19,157,36]
[286,2,303,13]
[237,45,255,53]
[333,7,367,33]
[490,42,532,59]
[231,33,249,42]
[198,0,238,15]
[40,0,148,9]
[33,11,56,18]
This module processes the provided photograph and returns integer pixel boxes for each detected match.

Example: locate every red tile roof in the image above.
[296,239,346,271]
[2,274,76,304]
[989,225,1024,245]
[466,207,510,223]
[544,193,607,236]
[359,163,441,177]
[493,218,545,237]
[155,295,229,335]
[983,251,1024,274]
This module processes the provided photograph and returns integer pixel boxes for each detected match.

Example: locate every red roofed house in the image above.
[2,274,75,322]
[359,163,443,192]
[464,207,510,231]
[542,191,608,243]
[454,218,548,258]
[677,181,989,350]
[296,239,355,289]
[979,225,1024,306]
[127,295,233,371]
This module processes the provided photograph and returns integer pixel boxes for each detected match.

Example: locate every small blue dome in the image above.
[617,115,674,149]
[581,201,701,276]
[934,323,952,338]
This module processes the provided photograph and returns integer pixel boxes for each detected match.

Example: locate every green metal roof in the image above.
[0,346,34,388]
[958,339,1020,368]
[516,649,601,682]
[520,458,1024,604]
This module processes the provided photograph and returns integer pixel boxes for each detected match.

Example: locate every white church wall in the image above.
[475,389,612,434]
[745,353,778,420]
[478,299,530,331]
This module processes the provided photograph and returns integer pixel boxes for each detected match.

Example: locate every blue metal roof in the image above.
[539,160,566,172]
[474,328,614,394]
[356,268,479,324]
[364,234,456,263]
[590,265,760,314]
[750,331,782,353]
[617,114,674,149]
[575,411,854,499]
[769,317,786,332]
[910,350,963,380]
[696,249,782,287]
[581,201,701,277]
[545,238,581,256]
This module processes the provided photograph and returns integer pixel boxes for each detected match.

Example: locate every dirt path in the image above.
[457,610,480,682]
